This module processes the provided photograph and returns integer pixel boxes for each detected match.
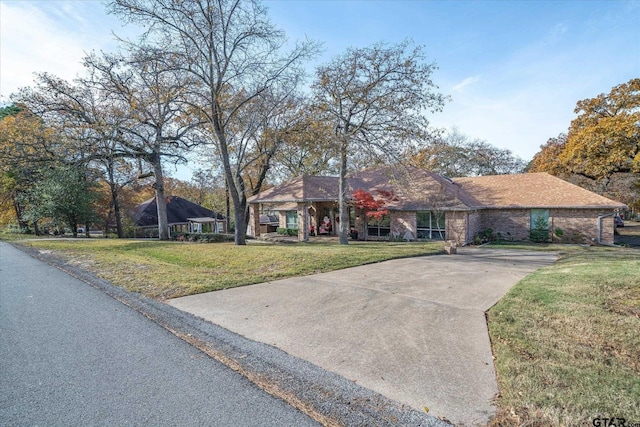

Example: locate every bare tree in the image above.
[312,40,447,244]
[14,75,136,236]
[407,127,527,177]
[270,103,339,180]
[109,0,319,244]
[83,49,200,239]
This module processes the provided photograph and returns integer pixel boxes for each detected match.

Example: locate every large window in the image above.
[530,209,549,242]
[367,215,390,238]
[416,211,446,240]
[286,210,298,230]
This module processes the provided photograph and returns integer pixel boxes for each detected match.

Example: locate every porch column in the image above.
[297,202,310,242]
[249,204,261,238]
[355,209,367,240]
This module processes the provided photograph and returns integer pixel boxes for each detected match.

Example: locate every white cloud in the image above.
[452,76,480,92]
[1,2,87,99]
[0,1,137,102]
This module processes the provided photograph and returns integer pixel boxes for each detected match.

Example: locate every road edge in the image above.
[10,242,450,427]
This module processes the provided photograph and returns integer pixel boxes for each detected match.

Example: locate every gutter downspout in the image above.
[597,213,616,246]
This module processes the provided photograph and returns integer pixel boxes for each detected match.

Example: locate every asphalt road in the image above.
[0,242,318,426]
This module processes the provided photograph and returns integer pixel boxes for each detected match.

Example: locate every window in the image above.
[367,215,390,238]
[286,210,298,230]
[416,211,446,240]
[530,209,549,242]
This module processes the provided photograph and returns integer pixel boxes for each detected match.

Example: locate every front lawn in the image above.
[488,248,640,425]
[15,239,444,299]
[13,237,639,425]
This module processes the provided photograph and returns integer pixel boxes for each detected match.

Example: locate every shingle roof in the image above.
[247,175,339,203]
[248,167,477,211]
[348,166,477,210]
[131,196,224,227]
[248,169,626,211]
[454,173,627,209]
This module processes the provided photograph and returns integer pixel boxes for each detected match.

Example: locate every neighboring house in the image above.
[130,196,226,237]
[247,167,626,245]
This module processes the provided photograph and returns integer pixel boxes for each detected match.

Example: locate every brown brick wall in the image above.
[467,211,482,243]
[479,208,618,244]
[297,202,310,241]
[385,210,480,244]
[249,204,260,237]
[549,209,616,244]
[446,211,467,245]
[480,209,530,241]
[599,215,615,245]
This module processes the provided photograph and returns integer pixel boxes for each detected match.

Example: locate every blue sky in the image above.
[1,0,639,176]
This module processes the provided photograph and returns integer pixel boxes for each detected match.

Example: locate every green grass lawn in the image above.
[14,238,444,299]
[488,248,640,425]
[9,236,639,425]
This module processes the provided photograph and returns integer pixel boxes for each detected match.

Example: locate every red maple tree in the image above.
[352,189,397,220]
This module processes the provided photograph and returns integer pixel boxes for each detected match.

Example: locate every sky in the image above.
[1,0,639,179]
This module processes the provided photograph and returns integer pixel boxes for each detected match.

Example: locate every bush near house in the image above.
[276,227,298,236]
[171,232,235,243]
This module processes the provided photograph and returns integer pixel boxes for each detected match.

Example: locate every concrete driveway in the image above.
[169,247,557,426]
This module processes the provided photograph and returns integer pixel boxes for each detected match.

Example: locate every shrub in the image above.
[530,216,550,242]
[276,227,297,236]
[553,228,564,242]
[170,232,234,243]
[475,228,494,244]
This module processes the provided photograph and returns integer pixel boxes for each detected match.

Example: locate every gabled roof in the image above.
[131,196,224,227]
[248,167,477,211]
[248,175,339,203]
[348,166,478,211]
[454,172,627,209]
[248,168,627,211]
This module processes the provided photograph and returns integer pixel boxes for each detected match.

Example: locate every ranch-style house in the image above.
[247,167,626,245]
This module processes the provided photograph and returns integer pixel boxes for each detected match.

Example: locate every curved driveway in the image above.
[170,247,557,426]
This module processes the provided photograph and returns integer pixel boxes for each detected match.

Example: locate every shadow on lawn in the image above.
[615,221,640,248]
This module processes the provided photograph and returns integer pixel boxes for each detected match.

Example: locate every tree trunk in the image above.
[216,123,246,245]
[225,175,231,234]
[234,205,247,244]
[113,194,124,238]
[107,161,124,238]
[251,148,277,196]
[104,207,112,236]
[338,136,349,245]
[229,172,247,245]
[152,155,169,240]
[13,196,28,230]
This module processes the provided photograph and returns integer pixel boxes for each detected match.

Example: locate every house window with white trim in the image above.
[416,211,446,240]
[286,210,298,230]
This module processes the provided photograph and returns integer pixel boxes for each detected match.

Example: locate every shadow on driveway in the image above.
[169,247,557,426]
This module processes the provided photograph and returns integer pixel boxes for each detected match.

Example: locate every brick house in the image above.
[247,167,626,245]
